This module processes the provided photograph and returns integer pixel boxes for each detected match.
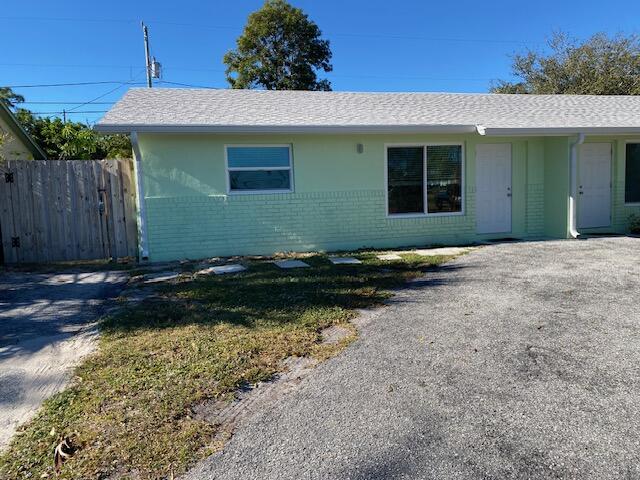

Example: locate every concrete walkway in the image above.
[186,237,640,480]
[0,270,128,449]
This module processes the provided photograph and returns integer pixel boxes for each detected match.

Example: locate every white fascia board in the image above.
[480,126,640,136]
[93,124,478,135]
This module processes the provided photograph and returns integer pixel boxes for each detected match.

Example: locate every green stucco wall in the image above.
[135,132,637,262]
[543,137,570,238]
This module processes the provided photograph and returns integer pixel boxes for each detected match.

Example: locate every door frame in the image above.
[475,143,513,234]
[577,142,613,230]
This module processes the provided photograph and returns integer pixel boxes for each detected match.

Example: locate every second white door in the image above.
[476,144,512,234]
[578,143,611,229]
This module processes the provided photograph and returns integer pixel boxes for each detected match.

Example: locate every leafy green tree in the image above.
[95,132,132,159]
[15,109,131,160]
[492,32,640,95]
[224,0,332,90]
[0,87,25,108]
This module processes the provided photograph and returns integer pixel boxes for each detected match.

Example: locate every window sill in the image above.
[228,189,294,196]
[386,211,465,219]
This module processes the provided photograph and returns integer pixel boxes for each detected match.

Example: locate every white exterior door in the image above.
[476,144,512,234]
[578,143,611,229]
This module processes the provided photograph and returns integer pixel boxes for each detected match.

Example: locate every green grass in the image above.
[0,251,456,479]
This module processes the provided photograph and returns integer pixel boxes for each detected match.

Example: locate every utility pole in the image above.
[142,21,152,88]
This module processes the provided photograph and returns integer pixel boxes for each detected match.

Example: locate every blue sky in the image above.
[2,0,639,124]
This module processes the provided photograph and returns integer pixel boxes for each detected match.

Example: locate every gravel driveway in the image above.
[186,237,640,480]
[0,270,128,449]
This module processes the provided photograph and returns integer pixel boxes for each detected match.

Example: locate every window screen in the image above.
[227,146,292,192]
[426,145,462,213]
[625,143,640,203]
[229,170,291,191]
[387,147,424,214]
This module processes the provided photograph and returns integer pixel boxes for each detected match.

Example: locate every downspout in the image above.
[130,131,150,260]
[569,133,585,238]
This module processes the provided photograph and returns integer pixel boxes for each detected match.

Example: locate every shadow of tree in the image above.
[0,271,127,357]
[102,256,467,335]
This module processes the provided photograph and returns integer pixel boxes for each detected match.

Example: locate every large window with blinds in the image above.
[625,143,640,204]
[226,145,293,193]
[386,144,463,216]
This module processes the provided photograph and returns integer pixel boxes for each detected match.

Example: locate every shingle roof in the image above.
[95,88,640,135]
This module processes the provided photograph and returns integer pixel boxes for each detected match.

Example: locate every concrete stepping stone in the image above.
[377,253,402,261]
[321,325,352,344]
[414,247,469,256]
[143,272,180,284]
[328,256,362,265]
[198,264,247,275]
[274,259,310,269]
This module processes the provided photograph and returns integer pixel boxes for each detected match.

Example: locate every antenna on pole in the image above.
[141,21,152,88]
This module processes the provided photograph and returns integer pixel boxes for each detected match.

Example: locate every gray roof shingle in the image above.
[95,88,640,135]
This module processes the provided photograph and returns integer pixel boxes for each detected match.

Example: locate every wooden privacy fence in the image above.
[0,159,138,264]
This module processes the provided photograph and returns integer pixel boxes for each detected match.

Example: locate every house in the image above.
[0,101,46,160]
[95,88,640,262]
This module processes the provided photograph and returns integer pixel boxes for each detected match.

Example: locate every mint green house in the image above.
[96,89,640,262]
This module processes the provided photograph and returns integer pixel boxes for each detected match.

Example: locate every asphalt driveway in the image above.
[0,270,128,449]
[186,237,640,480]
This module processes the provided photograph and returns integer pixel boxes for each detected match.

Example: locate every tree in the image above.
[15,109,132,160]
[224,0,332,90]
[1,87,131,159]
[0,87,25,108]
[491,32,640,95]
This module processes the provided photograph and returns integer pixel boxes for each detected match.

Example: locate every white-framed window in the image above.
[385,143,464,216]
[625,142,640,204]
[225,145,293,194]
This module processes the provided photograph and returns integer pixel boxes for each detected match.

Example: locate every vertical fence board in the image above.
[85,161,103,259]
[102,160,115,259]
[0,159,137,264]
[121,159,138,258]
[31,161,52,263]
[14,161,36,263]
[0,162,18,263]
[51,161,66,261]
[71,161,88,259]
[107,160,127,258]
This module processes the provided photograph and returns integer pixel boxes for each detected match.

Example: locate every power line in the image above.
[67,70,146,112]
[0,62,502,82]
[0,62,228,74]
[0,16,136,24]
[19,101,115,105]
[156,80,220,89]
[31,110,108,115]
[65,84,125,112]
[0,16,541,45]
[3,81,147,88]
[0,62,139,69]
[4,69,498,85]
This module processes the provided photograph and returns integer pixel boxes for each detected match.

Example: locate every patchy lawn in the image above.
[0,251,457,479]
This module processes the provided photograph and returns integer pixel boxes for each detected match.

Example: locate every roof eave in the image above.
[478,126,640,136]
[0,102,47,159]
[93,124,478,135]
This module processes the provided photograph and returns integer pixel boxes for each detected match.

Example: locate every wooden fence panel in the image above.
[122,160,138,256]
[0,162,17,263]
[0,159,138,264]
